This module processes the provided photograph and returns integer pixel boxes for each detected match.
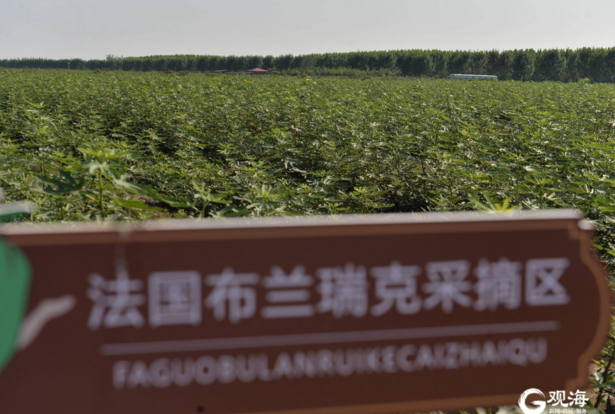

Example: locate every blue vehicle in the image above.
[448,74,498,80]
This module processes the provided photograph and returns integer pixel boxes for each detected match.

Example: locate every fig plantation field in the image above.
[2,69,615,404]
[2,69,615,261]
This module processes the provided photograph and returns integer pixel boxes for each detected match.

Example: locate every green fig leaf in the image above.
[0,237,32,375]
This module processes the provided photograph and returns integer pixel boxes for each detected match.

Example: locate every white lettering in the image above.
[112,338,549,389]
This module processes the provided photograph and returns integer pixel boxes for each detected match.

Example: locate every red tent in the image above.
[247,68,268,74]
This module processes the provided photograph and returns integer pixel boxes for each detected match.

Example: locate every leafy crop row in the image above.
[2,69,615,407]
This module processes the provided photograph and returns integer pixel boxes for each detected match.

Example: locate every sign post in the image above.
[0,210,610,414]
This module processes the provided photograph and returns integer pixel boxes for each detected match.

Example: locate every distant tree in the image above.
[154,59,169,71]
[140,59,153,72]
[225,56,244,71]
[379,53,396,70]
[431,51,449,77]
[347,53,369,70]
[247,56,263,69]
[605,49,615,83]
[534,50,566,81]
[196,57,209,72]
[564,50,582,82]
[274,55,294,70]
[448,52,473,75]
[262,55,275,69]
[167,58,188,71]
[185,58,197,71]
[493,51,514,80]
[408,53,435,77]
[512,50,535,81]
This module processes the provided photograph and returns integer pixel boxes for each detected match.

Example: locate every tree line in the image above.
[2,48,615,82]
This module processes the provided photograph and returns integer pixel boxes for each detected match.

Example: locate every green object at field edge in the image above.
[0,237,31,375]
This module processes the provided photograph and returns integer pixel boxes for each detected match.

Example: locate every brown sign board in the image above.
[0,210,610,414]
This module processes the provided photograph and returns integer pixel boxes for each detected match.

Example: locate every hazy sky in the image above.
[1,0,614,60]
